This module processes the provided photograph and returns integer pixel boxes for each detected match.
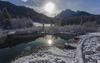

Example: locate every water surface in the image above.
[0,34,74,63]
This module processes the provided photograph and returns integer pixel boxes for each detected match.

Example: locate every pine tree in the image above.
[3,8,12,29]
[0,10,6,29]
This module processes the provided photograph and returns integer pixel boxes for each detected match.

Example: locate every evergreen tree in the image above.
[0,10,6,29]
[3,8,12,29]
[61,18,65,26]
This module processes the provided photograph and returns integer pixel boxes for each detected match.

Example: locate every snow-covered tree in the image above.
[97,27,100,32]
[0,10,4,28]
[3,8,12,29]
[0,28,3,38]
[11,18,34,29]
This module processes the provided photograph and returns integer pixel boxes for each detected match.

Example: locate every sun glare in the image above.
[48,40,52,45]
[45,2,54,13]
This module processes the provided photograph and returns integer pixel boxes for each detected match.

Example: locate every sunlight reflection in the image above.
[48,40,52,45]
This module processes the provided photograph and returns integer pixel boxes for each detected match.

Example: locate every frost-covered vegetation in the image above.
[43,21,98,34]
[0,8,100,36]
[12,47,76,63]
[0,8,34,30]
[12,32,100,63]
[8,22,100,35]
[0,28,3,37]
[0,8,35,37]
[11,18,33,29]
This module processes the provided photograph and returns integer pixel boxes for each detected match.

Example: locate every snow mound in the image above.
[12,47,75,63]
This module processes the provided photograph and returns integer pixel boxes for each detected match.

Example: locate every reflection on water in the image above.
[0,34,74,63]
[0,34,45,49]
[48,40,52,45]
[24,46,31,50]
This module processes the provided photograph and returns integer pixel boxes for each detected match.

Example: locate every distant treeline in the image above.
[0,8,33,29]
[61,15,100,26]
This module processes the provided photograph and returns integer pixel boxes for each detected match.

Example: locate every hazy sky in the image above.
[2,0,100,17]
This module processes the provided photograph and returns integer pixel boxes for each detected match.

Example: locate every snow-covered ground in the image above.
[0,29,6,38]
[33,22,54,27]
[12,32,100,63]
[80,33,100,63]
[12,47,75,63]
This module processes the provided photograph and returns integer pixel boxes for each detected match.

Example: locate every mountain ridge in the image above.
[55,9,92,19]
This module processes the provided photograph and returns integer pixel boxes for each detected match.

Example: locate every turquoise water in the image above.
[0,35,74,63]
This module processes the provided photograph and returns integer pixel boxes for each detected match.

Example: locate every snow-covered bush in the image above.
[11,18,33,29]
[44,27,51,33]
[83,21,96,27]
[60,25,85,33]
[83,21,97,32]
[0,28,3,37]
[84,27,96,32]
[97,27,100,32]
[51,26,61,33]
[44,26,61,33]
[14,26,41,34]
[0,28,3,34]
[42,24,97,34]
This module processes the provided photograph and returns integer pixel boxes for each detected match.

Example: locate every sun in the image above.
[45,2,55,13]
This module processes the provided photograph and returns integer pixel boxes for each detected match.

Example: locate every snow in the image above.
[77,32,100,63]
[55,9,75,19]
[12,47,75,63]
[8,31,16,35]
[12,32,100,63]
[33,22,54,27]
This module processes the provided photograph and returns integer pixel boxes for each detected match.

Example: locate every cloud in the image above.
[2,0,100,17]
[21,0,28,2]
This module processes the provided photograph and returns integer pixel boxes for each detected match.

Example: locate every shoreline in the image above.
[12,32,100,63]
[12,44,77,62]
[0,33,80,63]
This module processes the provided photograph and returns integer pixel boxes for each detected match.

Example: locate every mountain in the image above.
[0,1,56,23]
[55,9,92,19]
[55,9,75,19]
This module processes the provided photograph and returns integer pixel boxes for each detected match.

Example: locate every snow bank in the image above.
[79,32,100,63]
[12,32,100,63]
[12,47,75,63]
